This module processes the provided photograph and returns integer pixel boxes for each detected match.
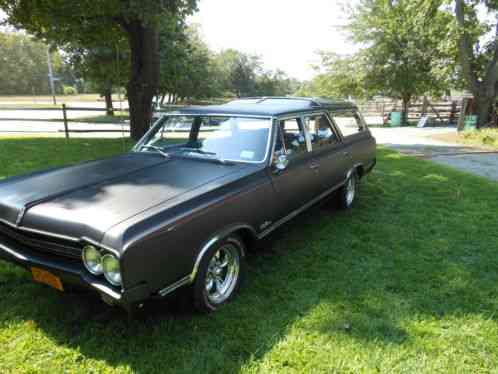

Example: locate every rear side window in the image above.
[330,110,366,137]
[303,114,340,149]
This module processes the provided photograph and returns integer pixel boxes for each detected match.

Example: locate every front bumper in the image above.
[0,234,149,308]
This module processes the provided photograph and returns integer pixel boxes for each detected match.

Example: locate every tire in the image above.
[192,235,246,313]
[337,170,358,210]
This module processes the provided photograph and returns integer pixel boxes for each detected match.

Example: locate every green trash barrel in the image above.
[464,115,477,130]
[390,112,402,127]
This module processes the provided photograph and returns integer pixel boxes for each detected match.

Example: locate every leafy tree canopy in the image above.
[0,32,63,95]
[0,0,198,139]
[348,0,454,102]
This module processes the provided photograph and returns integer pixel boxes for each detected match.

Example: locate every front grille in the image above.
[0,222,83,259]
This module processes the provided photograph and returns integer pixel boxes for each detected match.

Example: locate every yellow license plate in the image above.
[31,267,64,292]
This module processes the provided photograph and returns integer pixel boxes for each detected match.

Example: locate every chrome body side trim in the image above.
[158,275,192,297]
[257,179,347,239]
[92,282,122,300]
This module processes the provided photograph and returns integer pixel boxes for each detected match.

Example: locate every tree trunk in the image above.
[401,94,411,126]
[124,21,160,140]
[103,85,114,116]
[475,94,494,129]
[455,0,498,129]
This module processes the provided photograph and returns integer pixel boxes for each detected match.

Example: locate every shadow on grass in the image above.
[1,147,498,372]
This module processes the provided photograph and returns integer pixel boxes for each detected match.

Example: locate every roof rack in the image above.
[229,96,324,107]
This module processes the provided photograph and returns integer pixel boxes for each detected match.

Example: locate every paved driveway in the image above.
[370,127,498,181]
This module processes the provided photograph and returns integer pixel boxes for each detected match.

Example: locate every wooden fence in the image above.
[358,98,462,125]
[0,105,183,138]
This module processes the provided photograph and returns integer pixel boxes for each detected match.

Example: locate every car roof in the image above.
[172,97,357,117]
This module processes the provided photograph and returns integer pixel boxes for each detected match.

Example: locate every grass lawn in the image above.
[432,129,498,150]
[68,113,129,124]
[1,138,498,373]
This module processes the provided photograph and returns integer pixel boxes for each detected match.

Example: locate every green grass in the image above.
[1,138,498,373]
[67,113,129,124]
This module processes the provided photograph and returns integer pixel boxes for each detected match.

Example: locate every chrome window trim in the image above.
[302,111,343,148]
[134,113,275,165]
[275,113,313,155]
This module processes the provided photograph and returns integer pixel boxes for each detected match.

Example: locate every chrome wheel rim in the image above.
[346,175,356,206]
[205,244,240,304]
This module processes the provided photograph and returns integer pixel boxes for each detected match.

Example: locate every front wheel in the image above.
[192,236,246,313]
[337,171,358,209]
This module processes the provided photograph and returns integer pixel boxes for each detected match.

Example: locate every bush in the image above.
[63,85,78,95]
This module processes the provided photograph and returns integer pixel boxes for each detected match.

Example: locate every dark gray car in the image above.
[0,97,376,314]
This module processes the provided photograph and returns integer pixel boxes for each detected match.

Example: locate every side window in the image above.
[331,110,366,137]
[304,114,339,149]
[275,118,308,157]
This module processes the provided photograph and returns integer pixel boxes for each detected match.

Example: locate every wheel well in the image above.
[233,227,257,251]
[355,165,365,179]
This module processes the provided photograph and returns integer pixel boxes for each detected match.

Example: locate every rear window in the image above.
[330,110,366,137]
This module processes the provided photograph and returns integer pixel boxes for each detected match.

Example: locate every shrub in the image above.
[63,85,78,95]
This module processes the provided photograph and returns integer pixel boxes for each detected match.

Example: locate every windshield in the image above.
[135,115,272,163]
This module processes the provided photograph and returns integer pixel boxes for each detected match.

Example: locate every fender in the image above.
[157,223,257,297]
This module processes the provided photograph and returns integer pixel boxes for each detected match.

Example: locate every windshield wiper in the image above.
[178,147,232,165]
[141,145,170,159]
[179,147,217,156]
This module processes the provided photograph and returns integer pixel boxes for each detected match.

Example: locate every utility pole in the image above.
[47,47,57,105]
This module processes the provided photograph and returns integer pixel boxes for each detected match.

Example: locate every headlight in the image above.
[102,254,122,286]
[82,245,103,275]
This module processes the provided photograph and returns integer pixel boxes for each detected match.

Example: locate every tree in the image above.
[215,50,262,97]
[454,0,498,128]
[67,44,129,115]
[159,23,221,103]
[296,52,368,99]
[0,0,197,140]
[255,69,298,97]
[347,0,453,124]
[0,32,62,95]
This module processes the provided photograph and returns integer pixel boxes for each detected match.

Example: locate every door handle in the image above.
[309,162,320,170]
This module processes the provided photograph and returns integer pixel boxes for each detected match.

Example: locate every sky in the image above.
[190,0,358,81]
[0,2,355,81]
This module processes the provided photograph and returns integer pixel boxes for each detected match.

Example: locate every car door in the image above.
[303,112,353,192]
[268,116,322,220]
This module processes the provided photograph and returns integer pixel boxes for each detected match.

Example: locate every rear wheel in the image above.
[192,236,246,313]
[337,171,358,209]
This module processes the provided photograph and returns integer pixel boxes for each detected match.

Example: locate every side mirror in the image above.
[273,154,289,172]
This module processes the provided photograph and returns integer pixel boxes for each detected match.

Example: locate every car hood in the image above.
[0,153,248,241]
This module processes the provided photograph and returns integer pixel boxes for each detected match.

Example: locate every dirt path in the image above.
[370,127,498,181]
